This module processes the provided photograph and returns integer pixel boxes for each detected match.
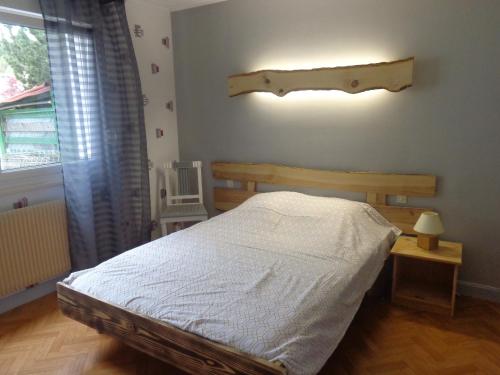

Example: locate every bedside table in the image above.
[391,236,462,317]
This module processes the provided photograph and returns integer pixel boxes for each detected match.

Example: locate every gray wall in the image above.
[172,0,500,292]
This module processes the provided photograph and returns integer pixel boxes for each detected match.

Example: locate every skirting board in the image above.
[458,281,500,303]
[0,274,68,314]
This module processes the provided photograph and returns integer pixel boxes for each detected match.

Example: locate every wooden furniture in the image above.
[228,57,414,97]
[416,234,439,250]
[160,161,208,236]
[212,162,437,234]
[57,284,286,375]
[391,236,462,316]
[57,162,438,375]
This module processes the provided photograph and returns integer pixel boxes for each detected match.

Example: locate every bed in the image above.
[58,162,437,375]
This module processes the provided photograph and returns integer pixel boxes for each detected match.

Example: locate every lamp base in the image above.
[417,234,439,250]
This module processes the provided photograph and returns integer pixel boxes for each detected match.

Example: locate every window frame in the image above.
[0,5,63,190]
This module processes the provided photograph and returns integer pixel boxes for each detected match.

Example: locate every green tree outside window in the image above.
[0,24,50,90]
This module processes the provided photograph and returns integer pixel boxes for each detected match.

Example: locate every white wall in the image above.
[126,0,180,238]
[0,166,64,212]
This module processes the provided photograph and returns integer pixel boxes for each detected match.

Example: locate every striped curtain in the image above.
[39,0,150,269]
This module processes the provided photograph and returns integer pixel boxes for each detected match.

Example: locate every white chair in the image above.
[160,160,208,236]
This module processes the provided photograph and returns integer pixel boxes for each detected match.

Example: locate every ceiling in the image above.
[163,0,227,11]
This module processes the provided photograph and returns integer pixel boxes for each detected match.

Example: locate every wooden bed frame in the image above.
[212,162,437,235]
[57,162,437,374]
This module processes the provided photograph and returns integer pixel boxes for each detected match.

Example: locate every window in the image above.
[64,30,97,161]
[0,21,60,172]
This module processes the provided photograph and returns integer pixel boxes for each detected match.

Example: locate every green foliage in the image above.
[0,26,50,89]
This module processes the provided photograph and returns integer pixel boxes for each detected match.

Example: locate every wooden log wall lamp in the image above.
[228,57,414,97]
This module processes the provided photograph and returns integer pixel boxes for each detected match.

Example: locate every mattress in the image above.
[64,191,401,375]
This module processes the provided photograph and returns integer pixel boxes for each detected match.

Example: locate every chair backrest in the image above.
[164,161,203,206]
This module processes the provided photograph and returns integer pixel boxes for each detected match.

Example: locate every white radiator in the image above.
[0,201,71,297]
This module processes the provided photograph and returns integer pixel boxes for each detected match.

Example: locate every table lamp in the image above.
[413,212,444,250]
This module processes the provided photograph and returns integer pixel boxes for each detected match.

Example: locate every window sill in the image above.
[0,164,63,196]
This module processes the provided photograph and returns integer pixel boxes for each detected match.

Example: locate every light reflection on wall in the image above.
[249,53,395,103]
[253,89,386,103]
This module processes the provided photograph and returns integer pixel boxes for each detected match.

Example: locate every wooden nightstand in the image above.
[391,235,462,317]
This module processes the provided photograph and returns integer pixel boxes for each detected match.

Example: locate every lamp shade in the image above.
[413,212,444,235]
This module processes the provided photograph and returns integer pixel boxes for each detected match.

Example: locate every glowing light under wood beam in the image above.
[228,57,414,98]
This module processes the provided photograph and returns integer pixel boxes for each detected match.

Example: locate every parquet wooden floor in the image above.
[1,294,499,374]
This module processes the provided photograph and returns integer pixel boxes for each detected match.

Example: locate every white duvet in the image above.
[64,192,401,375]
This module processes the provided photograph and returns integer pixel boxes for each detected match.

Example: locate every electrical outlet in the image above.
[226,180,234,188]
[396,195,408,204]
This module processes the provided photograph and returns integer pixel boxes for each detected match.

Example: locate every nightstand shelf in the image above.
[391,236,462,317]
[394,279,451,310]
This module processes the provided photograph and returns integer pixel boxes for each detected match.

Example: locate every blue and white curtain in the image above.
[39,0,150,269]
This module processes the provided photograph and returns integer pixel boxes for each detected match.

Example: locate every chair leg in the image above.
[161,221,169,236]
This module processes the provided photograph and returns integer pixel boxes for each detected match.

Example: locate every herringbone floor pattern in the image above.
[1,294,499,374]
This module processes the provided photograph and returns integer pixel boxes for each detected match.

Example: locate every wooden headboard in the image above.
[212,162,437,235]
